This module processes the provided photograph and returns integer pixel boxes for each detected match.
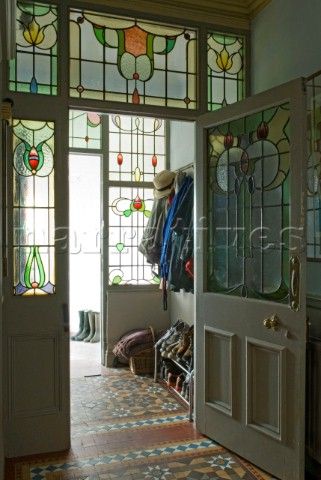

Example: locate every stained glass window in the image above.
[9,2,58,95]
[108,187,160,285]
[207,104,290,301]
[109,115,165,182]
[107,114,165,286]
[69,9,197,109]
[69,110,102,149]
[306,75,321,260]
[207,32,245,111]
[13,120,55,295]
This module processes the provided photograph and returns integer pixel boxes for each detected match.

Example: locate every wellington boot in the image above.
[71,310,85,340]
[75,310,91,341]
[90,312,100,342]
[84,311,96,342]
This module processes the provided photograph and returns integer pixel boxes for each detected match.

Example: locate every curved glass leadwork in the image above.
[306,76,321,260]
[69,110,102,149]
[108,187,159,285]
[207,32,245,111]
[13,120,55,295]
[69,9,197,109]
[109,115,165,182]
[9,2,58,95]
[207,104,290,301]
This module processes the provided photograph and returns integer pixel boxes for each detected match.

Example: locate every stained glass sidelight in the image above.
[108,187,159,285]
[109,115,165,182]
[306,75,321,260]
[69,9,197,109]
[207,32,245,111]
[207,104,290,301]
[69,110,102,149]
[9,2,58,95]
[13,120,55,295]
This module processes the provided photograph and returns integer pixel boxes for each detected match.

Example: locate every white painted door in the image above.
[195,79,307,480]
[3,102,70,457]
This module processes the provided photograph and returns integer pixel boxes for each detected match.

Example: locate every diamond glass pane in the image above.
[109,115,165,182]
[108,187,159,285]
[207,104,290,302]
[9,2,58,95]
[69,8,197,109]
[69,110,102,149]
[306,75,321,260]
[13,119,55,295]
[207,32,245,111]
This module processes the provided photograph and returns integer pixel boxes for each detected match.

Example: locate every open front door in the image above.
[3,103,70,457]
[195,79,307,480]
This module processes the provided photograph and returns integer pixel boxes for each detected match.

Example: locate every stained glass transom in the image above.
[9,2,58,95]
[69,9,197,109]
[207,32,245,111]
[207,104,290,301]
[307,76,321,260]
[109,115,165,182]
[69,110,102,149]
[13,120,55,295]
[108,187,159,285]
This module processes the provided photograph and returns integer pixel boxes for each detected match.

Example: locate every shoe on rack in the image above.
[162,340,180,358]
[71,310,85,340]
[167,372,177,387]
[159,322,185,351]
[175,374,184,393]
[75,310,91,341]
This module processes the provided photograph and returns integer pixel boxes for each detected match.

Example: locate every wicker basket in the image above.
[129,326,155,375]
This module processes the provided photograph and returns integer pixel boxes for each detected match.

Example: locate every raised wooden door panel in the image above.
[195,79,307,480]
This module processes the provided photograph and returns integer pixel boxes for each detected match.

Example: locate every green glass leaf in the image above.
[116,242,124,252]
[152,275,161,285]
[144,210,151,218]
[112,275,122,285]
[93,26,106,46]
[123,209,132,217]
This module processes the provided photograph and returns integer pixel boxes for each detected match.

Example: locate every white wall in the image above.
[252,0,321,301]
[168,120,195,326]
[251,0,321,94]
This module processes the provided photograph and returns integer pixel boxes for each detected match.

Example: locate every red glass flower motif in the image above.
[133,195,143,210]
[152,154,157,167]
[117,153,123,166]
[29,147,39,171]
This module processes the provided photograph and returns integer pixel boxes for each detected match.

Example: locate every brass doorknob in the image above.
[263,314,280,331]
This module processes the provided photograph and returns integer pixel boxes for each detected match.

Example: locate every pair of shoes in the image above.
[167,325,193,360]
[159,321,185,352]
[71,311,101,342]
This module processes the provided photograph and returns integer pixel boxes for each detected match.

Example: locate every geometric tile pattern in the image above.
[9,368,274,480]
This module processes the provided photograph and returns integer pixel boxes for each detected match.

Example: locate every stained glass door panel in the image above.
[207,104,290,301]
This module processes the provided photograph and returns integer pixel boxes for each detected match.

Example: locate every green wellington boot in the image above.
[71,310,85,340]
[75,310,91,341]
[84,311,96,342]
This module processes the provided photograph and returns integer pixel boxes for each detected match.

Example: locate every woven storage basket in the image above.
[129,326,155,375]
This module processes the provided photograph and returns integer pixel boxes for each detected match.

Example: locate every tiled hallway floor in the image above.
[7,366,275,480]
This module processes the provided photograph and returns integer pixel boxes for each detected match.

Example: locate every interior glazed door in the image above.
[195,79,307,480]
[3,101,70,457]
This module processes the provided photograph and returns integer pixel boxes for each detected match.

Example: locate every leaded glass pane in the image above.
[69,9,197,109]
[207,104,290,302]
[9,2,58,95]
[108,187,159,285]
[109,115,165,182]
[69,110,102,149]
[207,32,245,111]
[306,76,321,260]
[13,119,55,295]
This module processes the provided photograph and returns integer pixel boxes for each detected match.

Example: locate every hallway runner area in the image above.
[8,368,274,480]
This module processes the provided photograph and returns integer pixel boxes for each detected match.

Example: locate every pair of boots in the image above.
[71,310,100,343]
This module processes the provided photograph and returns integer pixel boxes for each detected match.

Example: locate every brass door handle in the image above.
[290,255,300,311]
[263,314,280,331]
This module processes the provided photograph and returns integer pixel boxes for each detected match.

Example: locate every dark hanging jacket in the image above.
[138,196,168,265]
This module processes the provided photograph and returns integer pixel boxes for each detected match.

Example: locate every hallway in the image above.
[6,365,274,480]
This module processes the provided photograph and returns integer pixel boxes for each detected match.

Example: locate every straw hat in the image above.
[153,170,176,199]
